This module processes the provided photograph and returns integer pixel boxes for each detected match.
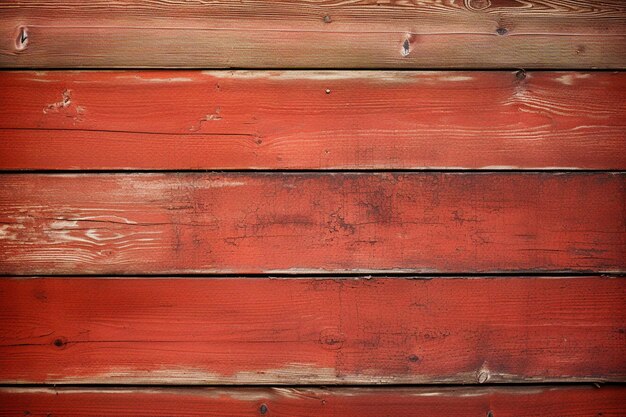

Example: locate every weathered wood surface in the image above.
[1,386,625,416]
[1,1,625,68]
[1,71,625,170]
[0,173,624,275]
[0,277,624,384]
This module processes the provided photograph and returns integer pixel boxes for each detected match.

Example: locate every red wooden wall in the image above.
[1,1,625,415]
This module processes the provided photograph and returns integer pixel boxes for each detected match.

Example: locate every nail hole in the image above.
[496,27,508,36]
[325,89,331,94]
[259,404,268,414]
[515,69,526,80]
[487,411,494,417]
[53,338,65,348]
[323,15,332,23]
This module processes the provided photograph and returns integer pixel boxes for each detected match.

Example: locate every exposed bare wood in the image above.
[1,1,625,68]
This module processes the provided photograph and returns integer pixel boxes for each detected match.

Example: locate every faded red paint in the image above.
[0,71,625,170]
[2,386,625,416]
[0,277,624,384]
[0,173,623,275]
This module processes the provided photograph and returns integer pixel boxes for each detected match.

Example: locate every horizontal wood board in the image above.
[1,386,625,416]
[0,277,624,384]
[0,173,624,275]
[1,71,625,170]
[1,1,625,68]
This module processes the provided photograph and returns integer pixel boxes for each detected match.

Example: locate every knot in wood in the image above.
[319,327,345,350]
[465,0,491,11]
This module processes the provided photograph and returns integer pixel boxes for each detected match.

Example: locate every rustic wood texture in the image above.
[0,277,624,384]
[2,386,625,416]
[1,70,625,170]
[0,173,624,275]
[1,1,625,68]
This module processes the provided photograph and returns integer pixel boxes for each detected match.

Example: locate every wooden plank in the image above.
[0,1,625,68]
[1,386,625,416]
[1,71,625,170]
[0,173,624,275]
[0,277,624,384]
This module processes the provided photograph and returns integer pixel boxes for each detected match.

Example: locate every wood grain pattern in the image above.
[2,386,625,416]
[0,277,624,384]
[1,71,625,170]
[0,173,624,275]
[1,1,625,68]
